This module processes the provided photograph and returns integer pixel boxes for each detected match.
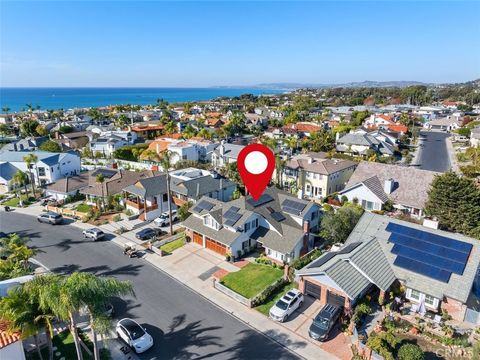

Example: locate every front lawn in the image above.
[221,263,283,298]
[4,194,34,207]
[160,238,185,253]
[255,282,297,316]
[75,203,93,212]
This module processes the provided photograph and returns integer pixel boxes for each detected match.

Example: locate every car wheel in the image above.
[283,314,288,322]
[299,301,304,307]
[131,346,137,354]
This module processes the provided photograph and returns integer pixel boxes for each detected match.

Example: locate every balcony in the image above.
[173,196,188,206]
[126,199,143,210]
[145,203,158,212]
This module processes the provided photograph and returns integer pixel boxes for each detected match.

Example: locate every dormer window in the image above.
[203,215,219,230]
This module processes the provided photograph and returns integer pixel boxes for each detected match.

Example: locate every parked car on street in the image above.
[135,228,163,240]
[82,228,105,241]
[37,212,63,225]
[308,303,341,341]
[116,318,153,354]
[269,288,304,322]
[153,210,178,227]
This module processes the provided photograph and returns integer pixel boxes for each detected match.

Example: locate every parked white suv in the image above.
[116,318,153,354]
[82,228,105,241]
[269,288,304,322]
[154,210,177,227]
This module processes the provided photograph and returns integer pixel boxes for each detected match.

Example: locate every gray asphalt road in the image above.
[1,212,300,360]
[416,131,451,172]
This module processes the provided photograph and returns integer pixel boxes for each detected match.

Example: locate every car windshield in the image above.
[129,326,145,340]
[275,299,289,310]
[314,316,329,329]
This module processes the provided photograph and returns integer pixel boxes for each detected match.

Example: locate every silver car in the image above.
[37,212,63,225]
[82,228,105,241]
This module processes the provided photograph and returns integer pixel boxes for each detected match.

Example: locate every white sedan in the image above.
[116,318,154,354]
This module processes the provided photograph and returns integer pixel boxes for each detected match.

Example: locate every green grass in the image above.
[26,330,105,360]
[255,282,297,316]
[4,194,34,207]
[75,203,93,212]
[221,263,283,298]
[160,238,185,253]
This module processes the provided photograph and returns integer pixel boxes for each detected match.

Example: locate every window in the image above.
[38,167,46,176]
[306,184,311,192]
[410,289,420,301]
[280,254,284,261]
[244,222,250,232]
[242,241,248,249]
[311,212,317,220]
[425,294,436,306]
[163,194,168,202]
[255,219,258,227]
[267,249,271,255]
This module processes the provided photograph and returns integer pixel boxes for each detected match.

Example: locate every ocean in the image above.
[0,87,285,112]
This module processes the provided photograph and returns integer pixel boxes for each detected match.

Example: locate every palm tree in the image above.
[275,155,285,186]
[66,272,134,360]
[0,286,52,360]
[23,154,38,197]
[159,151,178,235]
[12,170,28,199]
[2,106,10,115]
[95,173,105,211]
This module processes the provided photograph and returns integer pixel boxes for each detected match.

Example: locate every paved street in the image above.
[416,131,451,172]
[1,212,300,360]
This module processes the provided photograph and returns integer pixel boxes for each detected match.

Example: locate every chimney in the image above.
[423,218,439,230]
[308,157,313,164]
[219,141,225,156]
[196,182,200,198]
[384,178,394,194]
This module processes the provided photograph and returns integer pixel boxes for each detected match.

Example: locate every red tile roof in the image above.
[0,321,21,349]
[281,123,322,133]
[388,124,408,133]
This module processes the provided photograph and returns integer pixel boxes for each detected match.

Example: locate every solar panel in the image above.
[247,194,274,207]
[308,252,336,269]
[271,212,286,222]
[386,223,472,254]
[224,219,236,227]
[93,168,117,178]
[338,242,362,254]
[281,199,307,214]
[394,256,451,283]
[197,200,214,211]
[192,206,203,213]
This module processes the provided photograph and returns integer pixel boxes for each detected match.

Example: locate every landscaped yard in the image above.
[160,238,185,253]
[3,194,34,207]
[255,282,297,316]
[75,203,93,213]
[221,263,283,298]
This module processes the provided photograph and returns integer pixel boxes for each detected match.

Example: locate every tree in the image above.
[95,173,106,211]
[12,170,28,198]
[58,125,74,134]
[275,155,285,185]
[0,233,36,280]
[425,172,480,239]
[115,114,130,129]
[2,106,10,114]
[36,124,49,136]
[39,140,62,152]
[0,124,13,136]
[0,286,53,360]
[303,130,335,152]
[23,154,38,197]
[20,119,40,137]
[159,151,178,236]
[397,343,424,360]
[223,112,246,136]
[164,121,177,134]
[178,202,192,221]
[320,203,364,244]
[197,128,212,140]
[366,331,398,360]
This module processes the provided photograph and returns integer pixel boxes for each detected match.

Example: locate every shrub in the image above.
[250,278,287,307]
[178,201,193,221]
[112,214,121,222]
[397,343,424,360]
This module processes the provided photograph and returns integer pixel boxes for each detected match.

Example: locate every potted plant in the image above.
[225,251,231,262]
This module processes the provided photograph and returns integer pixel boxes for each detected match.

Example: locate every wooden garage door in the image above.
[305,281,321,299]
[205,237,227,256]
[327,291,345,308]
[193,232,203,246]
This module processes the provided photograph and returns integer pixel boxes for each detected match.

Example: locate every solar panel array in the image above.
[281,199,307,215]
[386,222,472,283]
[308,252,336,269]
[338,242,362,254]
[93,168,117,178]
[192,200,215,213]
[271,212,286,222]
[223,206,242,227]
[246,194,274,208]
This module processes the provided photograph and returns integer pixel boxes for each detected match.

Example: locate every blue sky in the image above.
[1,1,479,87]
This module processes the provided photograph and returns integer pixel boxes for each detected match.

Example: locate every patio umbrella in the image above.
[418,298,426,316]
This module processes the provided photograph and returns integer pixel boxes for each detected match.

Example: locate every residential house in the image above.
[280,153,357,199]
[55,131,89,149]
[245,113,268,128]
[336,132,394,157]
[211,141,245,168]
[296,213,480,322]
[2,137,49,152]
[425,116,463,131]
[90,135,129,157]
[0,114,13,125]
[364,114,395,128]
[339,161,439,217]
[281,122,323,138]
[131,123,164,139]
[80,168,160,205]
[470,127,480,148]
[147,136,217,164]
[0,321,25,360]
[45,171,90,201]
[169,168,236,205]
[0,150,81,191]
[183,187,320,262]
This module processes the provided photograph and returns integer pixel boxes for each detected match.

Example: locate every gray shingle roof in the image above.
[123,174,168,198]
[170,176,236,199]
[337,133,380,146]
[325,261,372,299]
[0,162,19,182]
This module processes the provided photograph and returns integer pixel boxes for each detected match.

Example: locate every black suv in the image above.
[308,303,341,341]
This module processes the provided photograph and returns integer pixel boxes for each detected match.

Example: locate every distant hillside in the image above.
[253,81,427,89]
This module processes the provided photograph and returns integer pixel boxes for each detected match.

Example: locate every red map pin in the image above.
[237,143,275,200]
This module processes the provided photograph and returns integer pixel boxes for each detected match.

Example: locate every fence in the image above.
[213,278,252,307]
[46,205,88,221]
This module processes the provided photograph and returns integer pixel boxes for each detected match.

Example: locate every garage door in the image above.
[305,281,321,299]
[327,291,345,308]
[205,237,227,256]
[193,232,203,246]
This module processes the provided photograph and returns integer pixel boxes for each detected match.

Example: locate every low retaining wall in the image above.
[213,278,252,307]
[46,205,88,221]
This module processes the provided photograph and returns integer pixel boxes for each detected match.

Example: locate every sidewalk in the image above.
[13,205,340,360]
[446,134,461,173]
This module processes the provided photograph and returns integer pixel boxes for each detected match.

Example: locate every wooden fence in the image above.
[45,205,89,221]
